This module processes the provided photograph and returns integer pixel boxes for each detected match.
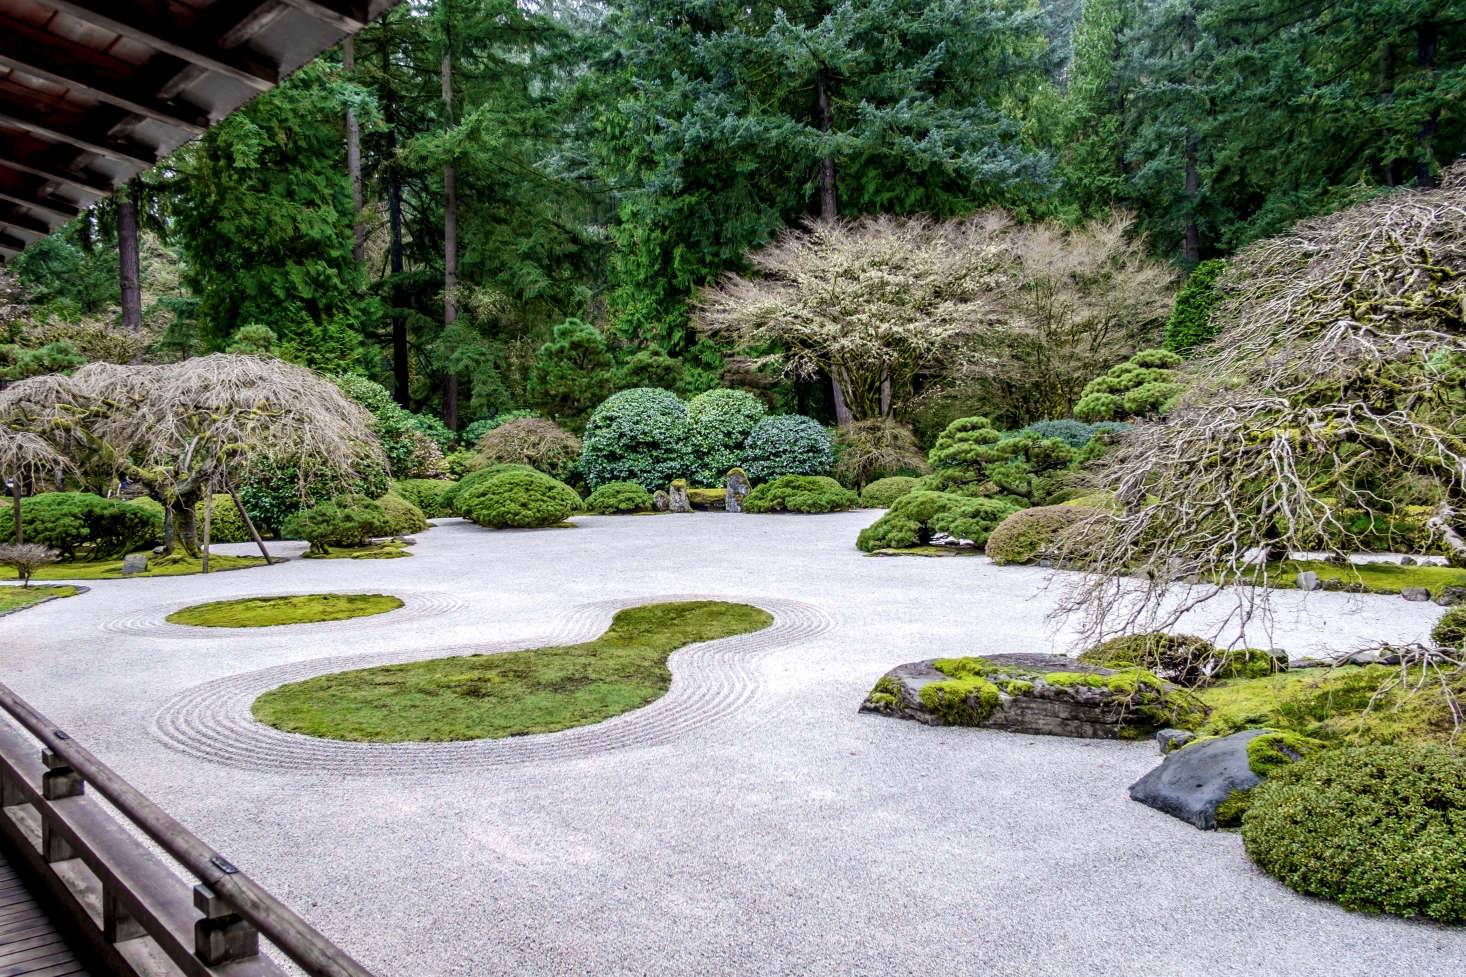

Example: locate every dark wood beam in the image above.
[218,1,291,49]
[0,156,109,196]
[0,100,157,167]
[281,0,369,33]
[0,19,209,135]
[0,229,29,254]
[0,188,77,223]
[37,1,279,92]
[0,208,51,236]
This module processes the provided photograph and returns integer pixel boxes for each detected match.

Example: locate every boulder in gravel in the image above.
[726,468,751,513]
[1156,728,1195,754]
[652,490,670,512]
[1295,570,1321,592]
[668,480,692,514]
[121,553,149,576]
[1435,586,1466,607]
[1129,729,1323,830]
[1401,587,1431,602]
[861,654,1204,740]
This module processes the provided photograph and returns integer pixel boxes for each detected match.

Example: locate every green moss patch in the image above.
[167,594,403,629]
[0,553,267,580]
[251,600,774,742]
[1276,560,1466,597]
[0,585,80,615]
[300,541,411,560]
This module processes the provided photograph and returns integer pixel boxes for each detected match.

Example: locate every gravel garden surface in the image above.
[1,512,1460,977]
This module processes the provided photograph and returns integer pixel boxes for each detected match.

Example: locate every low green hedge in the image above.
[585,481,654,514]
[742,475,857,514]
[2,492,161,560]
[859,476,919,508]
[441,464,537,515]
[1242,745,1466,922]
[281,495,393,554]
[458,469,581,529]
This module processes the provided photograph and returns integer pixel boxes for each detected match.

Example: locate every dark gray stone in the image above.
[1401,587,1431,602]
[1295,570,1321,592]
[1400,556,1417,566]
[1128,729,1272,830]
[1156,728,1195,754]
[1435,586,1466,607]
[668,482,692,514]
[121,553,149,576]
[725,470,751,513]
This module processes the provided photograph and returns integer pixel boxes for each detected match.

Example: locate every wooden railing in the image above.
[0,681,379,977]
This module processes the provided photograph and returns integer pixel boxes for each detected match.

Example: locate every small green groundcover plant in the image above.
[167,593,404,628]
[457,468,582,529]
[1241,745,1466,923]
[742,475,858,514]
[585,481,654,514]
[252,600,773,742]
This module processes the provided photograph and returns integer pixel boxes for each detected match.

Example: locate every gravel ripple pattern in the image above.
[100,589,465,638]
[149,594,832,774]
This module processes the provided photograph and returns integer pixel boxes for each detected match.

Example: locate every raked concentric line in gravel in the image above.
[149,595,833,775]
[99,589,465,638]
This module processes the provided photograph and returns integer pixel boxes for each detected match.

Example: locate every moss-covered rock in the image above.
[1432,605,1466,648]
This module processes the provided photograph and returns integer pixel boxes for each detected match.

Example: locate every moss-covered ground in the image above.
[0,553,267,580]
[1273,560,1466,597]
[864,545,982,558]
[300,541,411,560]
[251,600,774,742]
[167,593,404,628]
[0,585,80,614]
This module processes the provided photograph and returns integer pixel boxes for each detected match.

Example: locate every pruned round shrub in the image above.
[1,492,161,561]
[833,419,928,488]
[585,481,654,514]
[687,389,767,484]
[390,478,457,519]
[742,414,833,480]
[375,494,429,535]
[474,417,582,482]
[440,464,538,515]
[859,476,920,508]
[984,505,1089,566]
[457,469,582,529]
[281,495,393,554]
[1432,606,1466,648]
[1073,349,1186,423]
[579,387,694,489]
[1241,746,1466,922]
[856,491,1019,551]
[742,475,858,514]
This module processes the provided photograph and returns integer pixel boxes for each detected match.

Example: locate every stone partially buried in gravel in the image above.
[860,654,1204,739]
[1129,729,1271,829]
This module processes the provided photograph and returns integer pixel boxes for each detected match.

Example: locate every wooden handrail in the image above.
[0,681,379,977]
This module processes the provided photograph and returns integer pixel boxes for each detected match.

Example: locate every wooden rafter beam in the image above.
[0,156,108,196]
[37,1,279,92]
[0,100,156,167]
[281,1,369,33]
[0,208,51,236]
[0,19,209,135]
[0,229,29,255]
[0,188,77,223]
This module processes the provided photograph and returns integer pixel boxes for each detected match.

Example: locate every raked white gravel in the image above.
[1,511,1460,977]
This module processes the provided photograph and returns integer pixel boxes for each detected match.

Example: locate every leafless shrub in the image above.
[833,418,929,489]
[474,417,580,482]
[0,542,58,587]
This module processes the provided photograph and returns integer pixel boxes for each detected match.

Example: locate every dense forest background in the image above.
[3,0,1463,435]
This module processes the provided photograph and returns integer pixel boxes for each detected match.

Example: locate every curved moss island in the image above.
[167,593,404,628]
[251,600,773,742]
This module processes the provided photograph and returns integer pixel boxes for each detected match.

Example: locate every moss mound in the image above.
[984,504,1090,566]
[1242,746,1466,922]
[742,475,858,514]
[0,585,80,614]
[1433,605,1466,648]
[167,593,403,628]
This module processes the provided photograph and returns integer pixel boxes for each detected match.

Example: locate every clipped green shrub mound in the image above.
[742,414,834,480]
[922,416,1075,505]
[585,481,654,514]
[580,387,694,489]
[1242,746,1466,922]
[687,388,767,484]
[390,478,457,518]
[440,463,537,515]
[457,469,581,529]
[857,491,1020,552]
[1165,258,1227,354]
[1079,632,1281,687]
[167,594,404,628]
[742,475,858,514]
[984,505,1090,566]
[859,476,920,508]
[282,495,393,554]
[1433,605,1466,648]
[1073,349,1186,422]
[375,494,429,535]
[1,492,161,561]
[1012,419,1131,450]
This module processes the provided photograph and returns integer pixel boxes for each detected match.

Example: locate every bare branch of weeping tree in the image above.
[1058,161,1466,645]
[0,355,383,557]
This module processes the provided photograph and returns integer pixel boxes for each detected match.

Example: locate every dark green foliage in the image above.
[924,416,1075,506]
[527,319,614,427]
[0,340,87,380]
[457,469,581,529]
[236,456,390,537]
[579,388,694,489]
[390,479,458,519]
[1164,259,1227,353]
[585,481,655,514]
[440,463,537,515]
[1014,419,1130,450]
[741,415,834,481]
[1242,746,1466,922]
[984,505,1089,566]
[687,389,768,484]
[616,348,685,392]
[334,375,443,479]
[856,491,1020,552]
[376,494,430,535]
[1432,606,1466,649]
[859,476,920,508]
[0,492,161,561]
[742,475,858,514]
[282,495,394,554]
[1073,349,1185,422]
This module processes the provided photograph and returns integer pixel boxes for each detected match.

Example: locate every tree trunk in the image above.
[225,483,273,565]
[387,174,408,405]
[880,374,892,418]
[116,180,143,330]
[160,499,201,559]
[1415,20,1439,189]
[10,479,21,546]
[200,488,212,574]
[441,40,460,431]
[1181,17,1200,264]
[343,38,365,264]
[830,367,853,427]
[815,68,838,221]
